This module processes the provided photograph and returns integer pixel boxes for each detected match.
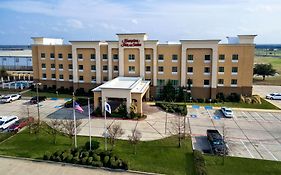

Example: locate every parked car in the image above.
[266,93,281,100]
[7,117,34,132]
[221,107,233,118]
[1,94,21,103]
[30,96,47,104]
[0,116,19,131]
[207,129,228,155]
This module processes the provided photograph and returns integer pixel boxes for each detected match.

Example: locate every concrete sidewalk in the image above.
[0,157,136,175]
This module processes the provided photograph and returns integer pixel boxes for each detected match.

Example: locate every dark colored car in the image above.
[7,117,34,132]
[30,96,47,104]
[207,129,228,155]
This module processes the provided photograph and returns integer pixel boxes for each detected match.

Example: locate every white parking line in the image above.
[254,112,265,121]
[260,142,278,161]
[240,139,254,158]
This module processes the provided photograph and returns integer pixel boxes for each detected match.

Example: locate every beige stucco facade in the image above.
[32,34,256,100]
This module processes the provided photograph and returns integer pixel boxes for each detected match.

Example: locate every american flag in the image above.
[74,101,84,113]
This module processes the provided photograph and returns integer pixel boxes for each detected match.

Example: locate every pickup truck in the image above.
[207,129,228,155]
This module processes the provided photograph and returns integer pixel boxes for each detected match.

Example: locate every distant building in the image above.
[31,33,256,99]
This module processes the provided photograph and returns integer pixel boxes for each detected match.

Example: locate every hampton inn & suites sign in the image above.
[121,39,141,47]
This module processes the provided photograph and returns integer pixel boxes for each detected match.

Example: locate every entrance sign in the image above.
[121,39,141,47]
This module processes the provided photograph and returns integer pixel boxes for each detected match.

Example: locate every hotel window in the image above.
[232,67,238,73]
[218,79,224,85]
[172,54,178,61]
[41,53,45,58]
[103,65,108,71]
[113,66,118,71]
[103,76,108,81]
[58,53,63,59]
[51,74,56,78]
[157,79,165,86]
[187,67,193,73]
[41,63,46,68]
[187,79,193,86]
[103,54,108,60]
[187,54,193,61]
[145,54,151,60]
[219,54,225,61]
[91,54,96,60]
[128,54,135,61]
[113,54,118,60]
[204,80,210,86]
[218,67,224,73]
[69,75,73,80]
[79,76,84,81]
[204,67,210,73]
[51,64,55,68]
[91,65,96,71]
[232,54,239,61]
[50,53,55,59]
[68,53,72,59]
[231,79,237,85]
[146,66,151,72]
[158,54,164,61]
[42,73,46,78]
[158,66,164,72]
[78,54,83,60]
[79,65,83,70]
[59,75,64,79]
[205,55,211,61]
[171,80,179,86]
[172,67,177,73]
[59,64,63,69]
[68,64,73,69]
[92,76,96,81]
[129,66,135,72]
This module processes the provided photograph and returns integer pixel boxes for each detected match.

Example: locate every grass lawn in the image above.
[156,98,280,110]
[253,76,281,86]
[205,155,281,175]
[0,127,194,175]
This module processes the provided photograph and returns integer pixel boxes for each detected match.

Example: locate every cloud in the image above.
[66,19,84,29]
[131,19,138,25]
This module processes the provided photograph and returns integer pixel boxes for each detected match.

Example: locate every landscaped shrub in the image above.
[43,152,51,160]
[84,140,100,150]
[87,157,93,165]
[226,93,240,102]
[197,98,204,103]
[81,157,88,165]
[66,154,73,163]
[103,155,110,166]
[61,152,69,161]
[156,102,187,116]
[92,161,103,167]
[72,156,80,164]
[93,154,101,161]
[81,151,89,158]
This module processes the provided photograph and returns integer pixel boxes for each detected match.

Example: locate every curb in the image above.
[0,155,164,175]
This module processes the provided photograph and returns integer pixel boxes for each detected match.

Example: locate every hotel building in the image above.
[32,33,256,102]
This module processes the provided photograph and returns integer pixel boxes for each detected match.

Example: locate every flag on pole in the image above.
[74,101,84,113]
[105,102,111,114]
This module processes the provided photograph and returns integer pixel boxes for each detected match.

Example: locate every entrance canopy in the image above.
[92,77,150,114]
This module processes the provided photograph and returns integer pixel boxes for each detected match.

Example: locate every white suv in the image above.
[221,107,233,118]
[266,93,281,100]
[0,116,19,131]
[1,94,21,103]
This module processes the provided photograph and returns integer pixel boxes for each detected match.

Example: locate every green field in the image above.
[1,126,281,175]
[254,56,281,73]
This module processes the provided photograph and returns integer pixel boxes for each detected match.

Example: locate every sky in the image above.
[0,0,280,45]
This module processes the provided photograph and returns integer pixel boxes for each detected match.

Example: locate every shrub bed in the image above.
[43,141,128,170]
[156,102,187,116]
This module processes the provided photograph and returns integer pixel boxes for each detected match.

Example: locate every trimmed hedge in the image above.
[43,148,128,170]
[156,102,187,116]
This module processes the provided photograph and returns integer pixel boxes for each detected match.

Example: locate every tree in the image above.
[128,128,142,155]
[44,119,63,144]
[61,119,82,145]
[162,80,176,102]
[107,122,124,149]
[168,117,185,148]
[0,68,8,78]
[254,63,277,80]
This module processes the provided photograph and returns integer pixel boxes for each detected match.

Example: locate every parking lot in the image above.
[188,107,281,161]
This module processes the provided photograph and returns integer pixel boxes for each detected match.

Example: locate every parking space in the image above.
[188,107,281,161]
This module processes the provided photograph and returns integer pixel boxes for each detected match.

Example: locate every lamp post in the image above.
[33,82,42,126]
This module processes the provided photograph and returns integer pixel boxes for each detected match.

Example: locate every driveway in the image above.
[253,85,281,109]
[0,157,137,175]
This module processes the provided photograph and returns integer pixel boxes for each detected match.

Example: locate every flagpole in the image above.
[88,98,92,150]
[73,92,77,148]
[104,100,107,151]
